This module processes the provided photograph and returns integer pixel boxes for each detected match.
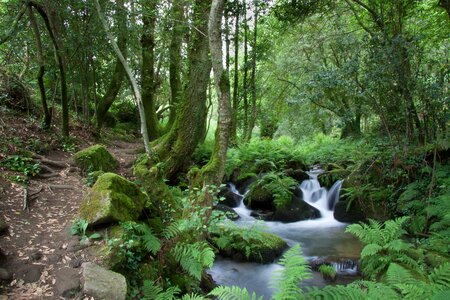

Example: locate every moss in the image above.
[72,144,118,174]
[211,226,287,264]
[79,173,147,226]
[133,155,181,221]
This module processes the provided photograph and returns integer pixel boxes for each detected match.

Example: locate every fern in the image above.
[209,286,263,300]
[171,242,215,280]
[271,244,311,300]
[134,223,161,255]
[141,280,180,300]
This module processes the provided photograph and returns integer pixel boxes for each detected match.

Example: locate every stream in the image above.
[209,169,362,298]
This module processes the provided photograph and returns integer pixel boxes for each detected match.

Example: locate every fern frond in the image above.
[271,244,311,300]
[162,221,183,240]
[142,280,180,300]
[386,263,416,285]
[171,242,215,280]
[209,286,262,300]
[428,262,450,287]
[360,243,383,258]
[135,224,161,254]
[180,294,206,300]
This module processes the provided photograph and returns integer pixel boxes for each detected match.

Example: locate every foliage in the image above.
[318,264,337,278]
[84,170,104,187]
[0,155,41,177]
[271,244,311,300]
[346,217,423,280]
[70,218,102,245]
[247,172,298,210]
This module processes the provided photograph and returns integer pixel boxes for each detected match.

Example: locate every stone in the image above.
[218,186,241,208]
[0,268,11,281]
[72,144,118,174]
[211,227,287,264]
[214,204,239,221]
[15,264,44,283]
[82,262,127,300]
[334,201,366,223]
[54,267,81,298]
[272,196,321,222]
[233,174,257,194]
[285,168,309,182]
[79,173,147,226]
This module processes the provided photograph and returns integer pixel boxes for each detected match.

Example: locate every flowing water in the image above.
[209,170,361,298]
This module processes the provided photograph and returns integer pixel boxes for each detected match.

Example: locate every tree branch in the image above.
[0,4,27,45]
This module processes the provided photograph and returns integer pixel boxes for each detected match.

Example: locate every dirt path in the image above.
[0,140,143,299]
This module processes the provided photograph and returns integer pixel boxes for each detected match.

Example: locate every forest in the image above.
[0,0,449,299]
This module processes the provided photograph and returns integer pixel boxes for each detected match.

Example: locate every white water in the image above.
[210,171,360,298]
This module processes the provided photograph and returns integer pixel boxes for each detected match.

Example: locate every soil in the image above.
[0,111,143,299]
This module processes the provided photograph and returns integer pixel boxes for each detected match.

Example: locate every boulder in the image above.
[285,169,309,183]
[82,262,126,300]
[333,201,366,223]
[54,267,81,298]
[272,196,321,222]
[233,174,257,194]
[79,173,146,226]
[218,186,241,208]
[214,204,239,221]
[211,227,287,264]
[72,145,118,174]
[244,182,274,211]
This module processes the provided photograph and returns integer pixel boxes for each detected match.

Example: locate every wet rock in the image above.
[250,210,274,221]
[334,201,366,223]
[272,196,321,222]
[79,173,147,226]
[211,227,287,264]
[218,186,241,208]
[214,204,239,221]
[82,262,126,300]
[233,174,257,194]
[285,169,309,182]
[54,267,81,297]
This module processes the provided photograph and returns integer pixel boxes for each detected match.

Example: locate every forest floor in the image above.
[0,111,143,299]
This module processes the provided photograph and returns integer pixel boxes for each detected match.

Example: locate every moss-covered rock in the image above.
[79,173,146,226]
[72,145,118,174]
[272,195,321,222]
[333,200,366,223]
[211,226,287,264]
[133,154,181,222]
[244,181,275,210]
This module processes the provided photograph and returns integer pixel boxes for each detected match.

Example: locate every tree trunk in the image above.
[242,3,249,141]
[202,0,231,187]
[28,6,51,129]
[27,0,69,137]
[95,0,151,157]
[141,0,160,141]
[246,0,258,141]
[154,0,212,181]
[96,0,128,131]
[167,0,185,131]
[230,3,240,145]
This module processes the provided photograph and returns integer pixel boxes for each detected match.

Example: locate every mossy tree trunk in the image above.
[246,0,258,142]
[166,1,185,132]
[154,0,212,181]
[141,0,160,141]
[202,0,231,188]
[95,0,127,131]
[230,2,240,146]
[242,3,249,141]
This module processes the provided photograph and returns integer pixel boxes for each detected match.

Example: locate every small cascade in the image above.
[331,260,358,275]
[228,183,254,220]
[300,170,343,220]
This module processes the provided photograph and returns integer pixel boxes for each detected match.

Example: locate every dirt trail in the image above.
[0,140,143,299]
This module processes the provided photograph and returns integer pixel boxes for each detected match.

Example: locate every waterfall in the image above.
[300,170,343,220]
[228,183,254,220]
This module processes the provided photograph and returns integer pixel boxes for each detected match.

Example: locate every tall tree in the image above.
[154,0,212,181]
[230,1,240,145]
[141,0,160,140]
[246,0,258,141]
[202,0,231,186]
[95,0,128,131]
